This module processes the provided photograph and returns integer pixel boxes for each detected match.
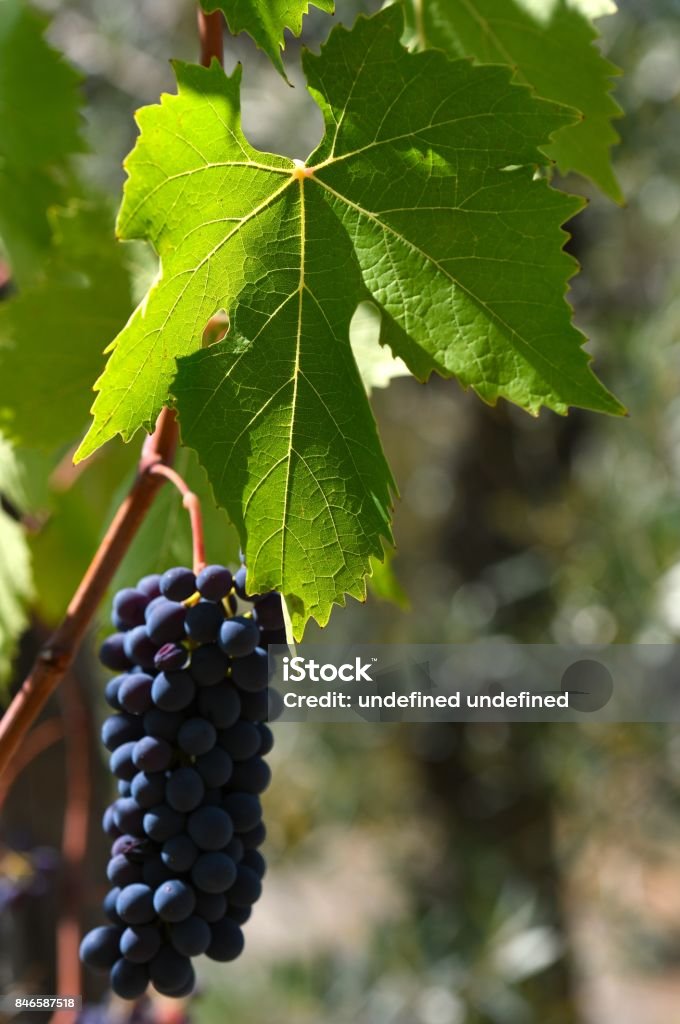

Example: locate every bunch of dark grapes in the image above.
[80,563,285,1000]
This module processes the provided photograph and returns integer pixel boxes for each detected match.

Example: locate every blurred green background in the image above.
[3,1,680,1022]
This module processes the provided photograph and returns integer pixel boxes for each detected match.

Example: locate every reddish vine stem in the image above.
[148,462,207,574]
[0,717,64,811]
[198,7,224,66]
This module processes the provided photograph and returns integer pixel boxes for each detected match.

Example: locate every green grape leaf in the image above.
[418,0,623,201]
[77,7,622,634]
[0,438,33,689]
[0,0,84,282]
[200,0,334,79]
[368,550,410,609]
[0,203,133,449]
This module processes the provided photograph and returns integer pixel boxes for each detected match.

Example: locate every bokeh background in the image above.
[3,1,680,1022]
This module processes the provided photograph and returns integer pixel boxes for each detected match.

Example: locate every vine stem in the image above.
[148,462,207,574]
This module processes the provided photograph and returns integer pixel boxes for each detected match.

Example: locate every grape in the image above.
[165,767,205,813]
[146,600,187,645]
[104,676,124,710]
[196,746,233,788]
[113,588,148,629]
[154,966,196,998]
[100,634,133,672]
[110,958,149,999]
[154,643,188,672]
[194,890,227,923]
[190,643,230,686]
[112,835,150,861]
[133,735,172,773]
[224,836,244,864]
[202,786,222,806]
[242,849,267,879]
[104,887,123,925]
[191,852,236,893]
[149,944,193,991]
[79,926,122,970]
[253,592,285,631]
[112,798,145,836]
[131,771,166,810]
[161,834,198,873]
[222,792,262,832]
[177,717,217,756]
[142,707,184,742]
[196,564,233,601]
[197,683,240,729]
[205,918,244,962]
[169,915,211,957]
[231,647,270,692]
[101,713,143,751]
[137,574,161,600]
[228,865,262,907]
[151,670,195,712]
[120,924,162,963]
[229,757,272,795]
[185,600,225,645]
[109,742,137,781]
[259,627,288,648]
[187,806,233,850]
[257,722,274,755]
[227,904,252,926]
[218,616,259,657]
[118,673,154,715]
[219,721,261,760]
[153,879,196,922]
[115,883,155,925]
[123,626,158,670]
[240,821,266,850]
[160,567,196,602]
[143,805,185,843]
[233,566,260,602]
[118,780,132,796]
[102,805,121,839]
[238,686,270,723]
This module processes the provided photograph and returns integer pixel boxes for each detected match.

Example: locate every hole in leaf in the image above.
[202,309,230,347]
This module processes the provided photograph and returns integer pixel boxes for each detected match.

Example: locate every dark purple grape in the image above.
[112,798,145,836]
[109,742,137,781]
[165,767,205,813]
[112,835,151,862]
[224,836,244,863]
[113,588,148,629]
[153,879,195,922]
[218,721,261,760]
[142,707,184,743]
[115,883,155,925]
[191,852,236,893]
[238,686,270,723]
[195,746,233,788]
[101,713,143,751]
[143,859,175,888]
[154,643,188,672]
[123,626,158,670]
[240,821,266,850]
[160,567,196,602]
[169,915,211,957]
[100,634,133,671]
[233,566,260,602]
[149,944,193,992]
[118,780,132,796]
[143,805,185,843]
[228,757,271,795]
[196,565,233,601]
[131,771,166,810]
[257,723,274,755]
[161,834,198,873]
[218,616,259,657]
[102,804,121,839]
[242,849,266,879]
[185,601,224,644]
[104,887,123,925]
[228,865,262,907]
[104,676,124,710]
[79,926,122,971]
[222,792,262,832]
[110,958,149,999]
[253,592,285,631]
[205,918,244,961]
[120,924,162,964]
[107,854,143,887]
[227,904,252,925]
[190,644,229,686]
[197,683,240,729]
[153,964,196,997]
[118,673,154,715]
[231,647,270,692]
[194,890,226,923]
[133,736,172,773]
[259,627,288,648]
[177,717,217,756]
[137,574,161,600]
[146,600,187,645]
[202,787,222,805]
[151,670,195,712]
[187,806,233,850]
